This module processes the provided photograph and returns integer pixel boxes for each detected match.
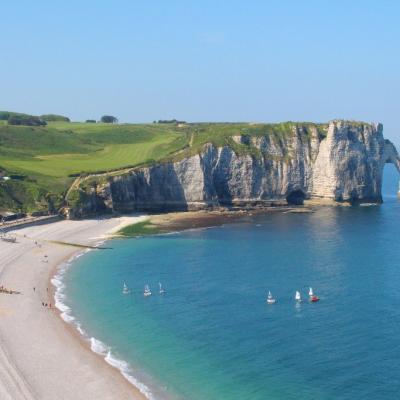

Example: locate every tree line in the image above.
[0,111,119,126]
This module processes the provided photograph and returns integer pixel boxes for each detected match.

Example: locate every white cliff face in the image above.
[68,121,400,217]
[312,121,400,201]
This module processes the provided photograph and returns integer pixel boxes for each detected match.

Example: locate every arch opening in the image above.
[286,189,306,205]
[382,163,399,200]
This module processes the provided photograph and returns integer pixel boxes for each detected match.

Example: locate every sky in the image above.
[1,0,400,143]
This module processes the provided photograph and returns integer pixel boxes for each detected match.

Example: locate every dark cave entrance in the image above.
[286,189,306,205]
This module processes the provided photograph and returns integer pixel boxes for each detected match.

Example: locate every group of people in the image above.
[0,285,20,295]
[34,287,52,309]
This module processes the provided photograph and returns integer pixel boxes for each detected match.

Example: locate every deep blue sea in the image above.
[59,165,400,400]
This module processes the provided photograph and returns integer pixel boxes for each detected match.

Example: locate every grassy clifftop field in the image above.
[0,118,326,212]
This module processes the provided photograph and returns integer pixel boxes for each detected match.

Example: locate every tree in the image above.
[157,119,186,124]
[40,114,70,122]
[100,115,118,124]
[85,119,96,123]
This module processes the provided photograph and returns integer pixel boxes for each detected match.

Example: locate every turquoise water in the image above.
[62,166,400,400]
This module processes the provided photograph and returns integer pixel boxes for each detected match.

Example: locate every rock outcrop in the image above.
[66,121,400,217]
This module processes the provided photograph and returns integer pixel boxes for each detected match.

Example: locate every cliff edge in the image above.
[65,121,400,217]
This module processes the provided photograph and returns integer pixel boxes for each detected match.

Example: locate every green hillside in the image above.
[0,119,326,212]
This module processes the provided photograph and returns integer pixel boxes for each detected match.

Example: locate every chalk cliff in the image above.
[66,121,400,217]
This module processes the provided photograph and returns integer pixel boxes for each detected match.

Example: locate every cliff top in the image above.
[0,119,380,212]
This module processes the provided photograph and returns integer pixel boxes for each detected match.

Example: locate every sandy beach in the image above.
[0,207,306,400]
[0,215,149,400]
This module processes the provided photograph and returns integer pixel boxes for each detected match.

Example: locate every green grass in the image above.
[117,220,162,236]
[2,134,184,177]
[0,122,189,211]
[0,119,332,212]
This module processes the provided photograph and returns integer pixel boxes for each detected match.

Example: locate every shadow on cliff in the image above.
[110,164,189,212]
[211,147,234,206]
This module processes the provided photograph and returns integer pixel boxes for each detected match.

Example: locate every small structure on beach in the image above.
[0,211,25,223]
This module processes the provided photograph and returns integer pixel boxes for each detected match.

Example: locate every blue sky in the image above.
[1,0,399,142]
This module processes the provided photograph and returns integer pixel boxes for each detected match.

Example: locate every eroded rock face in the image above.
[68,121,400,217]
[312,121,400,202]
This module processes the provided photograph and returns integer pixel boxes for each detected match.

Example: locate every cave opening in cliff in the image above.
[286,189,306,205]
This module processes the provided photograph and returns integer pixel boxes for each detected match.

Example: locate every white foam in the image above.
[52,250,88,329]
[51,277,65,290]
[105,351,156,400]
[76,324,86,336]
[60,312,75,323]
[105,350,129,369]
[55,299,70,312]
[90,337,109,355]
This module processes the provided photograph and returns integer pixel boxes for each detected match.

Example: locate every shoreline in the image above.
[0,215,150,400]
[114,206,312,237]
[0,204,365,400]
[1,207,293,400]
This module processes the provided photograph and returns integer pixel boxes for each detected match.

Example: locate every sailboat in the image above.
[267,290,276,304]
[122,282,130,295]
[144,284,152,297]
[309,287,320,302]
[159,282,165,295]
[295,290,302,302]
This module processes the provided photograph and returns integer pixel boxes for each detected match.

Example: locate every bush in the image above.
[0,111,32,121]
[8,115,47,126]
[85,119,96,123]
[40,114,70,122]
[157,119,186,124]
[100,115,118,123]
[0,111,12,120]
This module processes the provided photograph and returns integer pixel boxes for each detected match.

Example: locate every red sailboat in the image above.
[309,287,320,302]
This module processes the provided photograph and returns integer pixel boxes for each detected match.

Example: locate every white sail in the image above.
[122,282,130,294]
[159,282,165,294]
[144,284,151,296]
[295,291,301,301]
[267,290,276,304]
[309,287,314,296]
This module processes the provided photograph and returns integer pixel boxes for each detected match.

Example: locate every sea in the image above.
[54,164,400,400]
